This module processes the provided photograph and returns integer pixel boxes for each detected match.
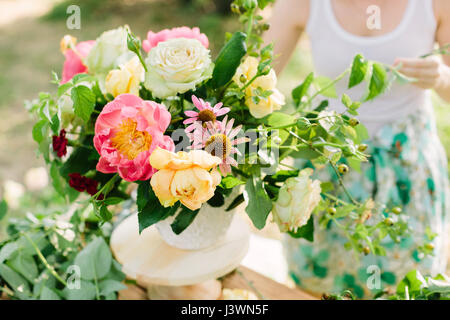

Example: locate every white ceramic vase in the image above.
[155,189,242,250]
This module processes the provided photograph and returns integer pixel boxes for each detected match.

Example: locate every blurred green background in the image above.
[0,0,449,240]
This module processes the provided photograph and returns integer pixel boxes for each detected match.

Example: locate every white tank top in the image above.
[306,0,437,136]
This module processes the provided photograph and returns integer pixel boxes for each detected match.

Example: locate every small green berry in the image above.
[261,23,270,31]
[230,3,240,14]
[349,118,360,127]
[358,144,368,152]
[425,243,435,250]
[363,247,371,255]
[384,218,394,226]
[338,164,349,174]
[392,207,402,215]
[327,207,337,216]
[239,74,247,83]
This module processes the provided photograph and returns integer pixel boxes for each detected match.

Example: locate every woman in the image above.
[264,0,450,298]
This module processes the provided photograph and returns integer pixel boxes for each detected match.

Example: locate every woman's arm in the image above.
[395,0,450,102]
[263,0,309,75]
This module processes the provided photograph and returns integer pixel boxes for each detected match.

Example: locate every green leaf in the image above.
[365,63,388,101]
[99,205,113,222]
[314,76,338,98]
[396,269,427,297]
[264,170,299,183]
[74,237,112,281]
[32,120,48,144]
[212,32,247,88]
[292,72,314,106]
[170,206,199,235]
[137,182,180,233]
[0,199,7,221]
[105,260,126,282]
[9,252,38,283]
[219,176,245,189]
[341,94,352,108]
[60,143,98,177]
[348,54,369,88]
[102,197,124,205]
[0,242,18,264]
[320,182,334,193]
[64,280,97,300]
[50,162,65,196]
[267,112,296,127]
[0,264,30,297]
[40,286,61,300]
[207,191,225,207]
[244,175,272,229]
[71,85,96,123]
[225,193,245,212]
[288,216,314,242]
[99,279,127,297]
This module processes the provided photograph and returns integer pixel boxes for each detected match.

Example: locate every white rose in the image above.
[85,26,134,74]
[144,38,213,99]
[272,168,321,233]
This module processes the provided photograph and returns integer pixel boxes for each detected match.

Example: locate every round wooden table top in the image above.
[110,214,250,286]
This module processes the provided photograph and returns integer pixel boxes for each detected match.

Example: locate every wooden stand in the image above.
[110,213,250,299]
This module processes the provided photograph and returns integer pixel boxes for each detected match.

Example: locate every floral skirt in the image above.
[284,103,449,299]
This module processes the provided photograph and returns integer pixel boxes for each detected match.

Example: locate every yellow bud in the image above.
[60,35,77,54]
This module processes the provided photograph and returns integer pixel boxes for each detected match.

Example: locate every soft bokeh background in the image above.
[0,0,449,279]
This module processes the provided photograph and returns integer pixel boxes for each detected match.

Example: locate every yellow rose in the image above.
[233,56,285,118]
[149,148,222,210]
[246,87,285,119]
[105,56,144,97]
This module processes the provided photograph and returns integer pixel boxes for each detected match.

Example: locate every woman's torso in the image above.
[305,0,437,136]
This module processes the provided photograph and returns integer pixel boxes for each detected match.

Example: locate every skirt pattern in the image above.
[285,104,449,298]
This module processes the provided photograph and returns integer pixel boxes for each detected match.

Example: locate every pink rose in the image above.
[142,26,209,52]
[61,40,95,84]
[94,94,175,182]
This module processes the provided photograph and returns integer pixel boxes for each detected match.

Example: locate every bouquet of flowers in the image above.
[27,0,422,256]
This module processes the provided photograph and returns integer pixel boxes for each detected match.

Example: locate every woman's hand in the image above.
[394,56,450,90]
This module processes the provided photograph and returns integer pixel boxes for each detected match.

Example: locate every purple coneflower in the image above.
[190,115,248,175]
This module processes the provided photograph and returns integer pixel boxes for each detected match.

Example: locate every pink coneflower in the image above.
[190,115,248,175]
[183,95,230,134]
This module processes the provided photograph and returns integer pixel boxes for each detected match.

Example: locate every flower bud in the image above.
[349,118,360,127]
[338,164,349,174]
[60,35,77,53]
[230,3,240,14]
[358,144,368,152]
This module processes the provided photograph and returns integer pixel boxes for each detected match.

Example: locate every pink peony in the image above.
[61,40,95,84]
[94,94,175,182]
[142,26,209,52]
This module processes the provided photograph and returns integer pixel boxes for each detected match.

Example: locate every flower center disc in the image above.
[205,133,231,159]
[111,119,152,160]
[197,109,216,125]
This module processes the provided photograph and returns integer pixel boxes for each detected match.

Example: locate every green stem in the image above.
[92,173,120,200]
[288,129,359,206]
[23,233,67,287]
[235,269,266,300]
[302,69,350,109]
